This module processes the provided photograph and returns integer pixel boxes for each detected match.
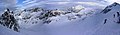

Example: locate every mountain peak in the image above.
[112,2,120,5]
[101,2,120,14]
[109,2,120,7]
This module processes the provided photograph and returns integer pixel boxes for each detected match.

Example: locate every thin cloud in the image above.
[17,0,112,9]
[0,0,17,11]
[23,0,32,3]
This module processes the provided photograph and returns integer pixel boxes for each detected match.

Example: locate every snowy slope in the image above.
[44,2,120,35]
[0,25,19,35]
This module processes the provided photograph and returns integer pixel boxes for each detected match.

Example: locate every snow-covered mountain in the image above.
[0,2,120,35]
[14,6,94,28]
[0,9,20,32]
[101,2,120,14]
[100,2,120,23]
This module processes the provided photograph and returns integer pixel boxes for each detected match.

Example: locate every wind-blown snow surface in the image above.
[1,2,120,35]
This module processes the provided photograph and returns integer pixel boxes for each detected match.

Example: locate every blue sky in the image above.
[17,0,25,4]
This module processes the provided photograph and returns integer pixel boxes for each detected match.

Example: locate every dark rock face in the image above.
[0,9,20,32]
[112,12,120,24]
[101,2,120,14]
[101,8,111,14]
[104,19,107,24]
[116,12,120,24]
